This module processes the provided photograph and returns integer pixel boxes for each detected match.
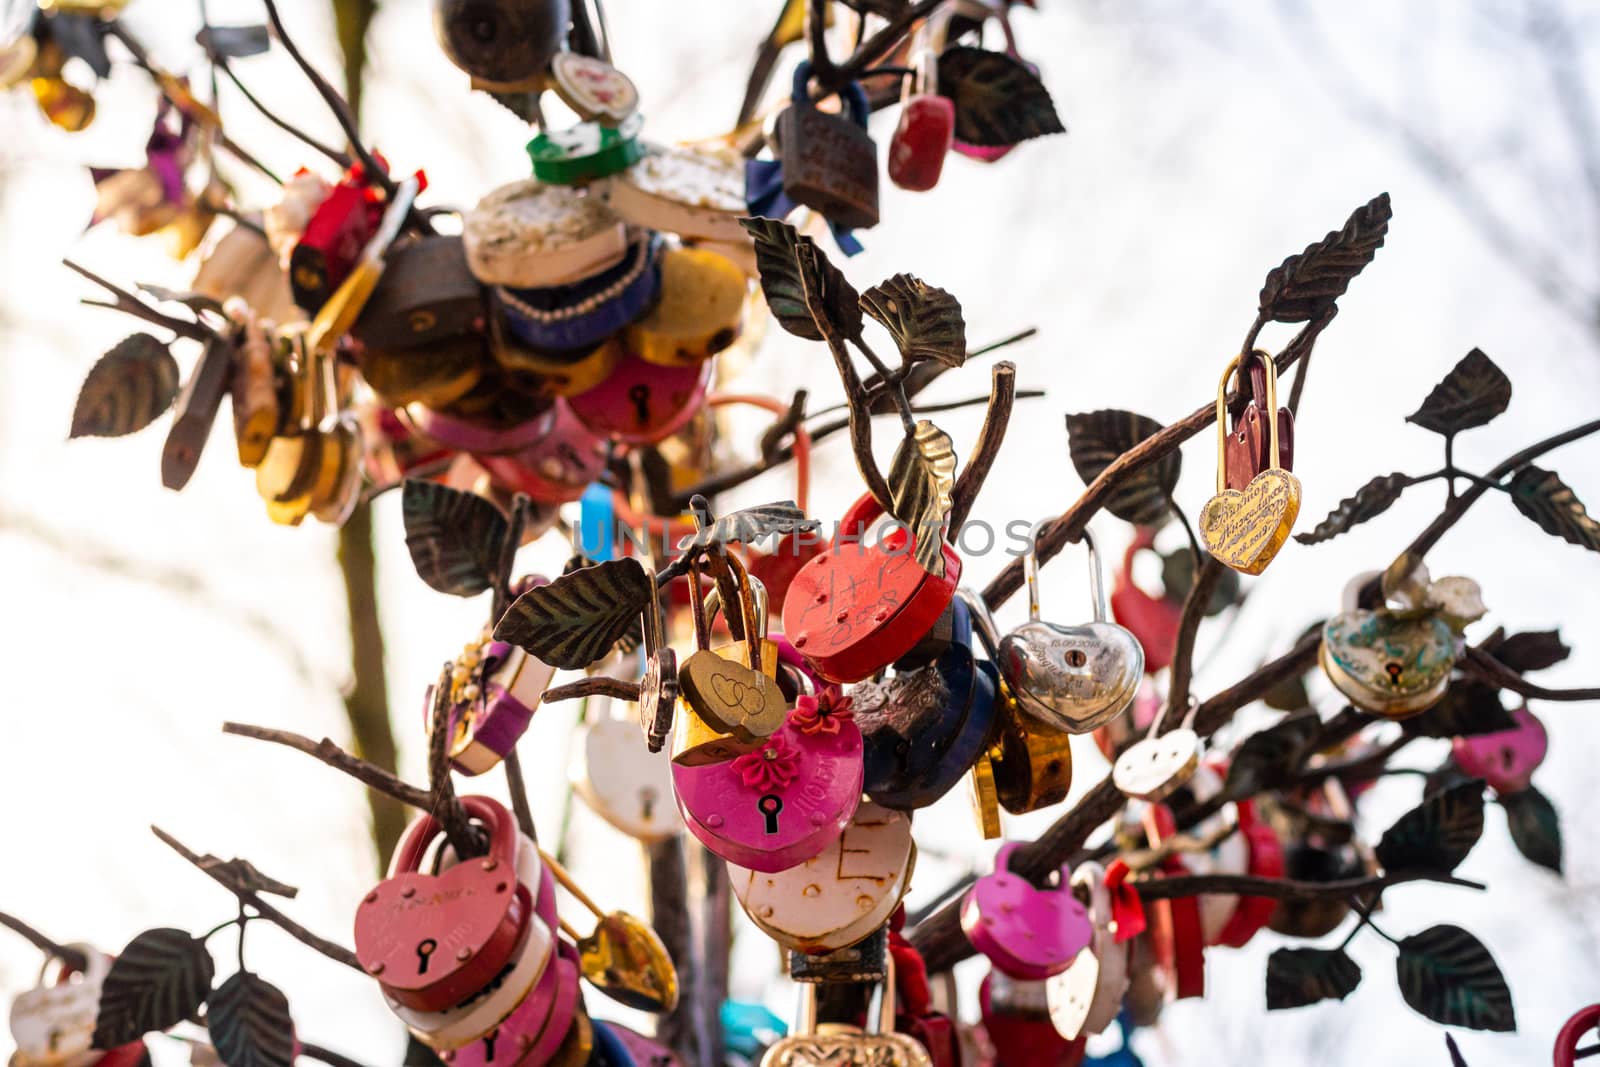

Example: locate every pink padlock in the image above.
[1452,704,1548,794]
[402,399,557,456]
[888,9,956,192]
[672,694,864,873]
[476,400,610,504]
[566,347,712,445]
[429,638,558,776]
[961,843,1093,980]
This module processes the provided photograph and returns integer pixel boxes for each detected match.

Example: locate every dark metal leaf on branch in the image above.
[401,480,509,597]
[887,420,958,576]
[937,47,1065,147]
[93,928,215,1048]
[196,24,272,59]
[1402,680,1517,739]
[206,972,295,1067]
[494,558,653,669]
[1160,545,1240,617]
[676,502,820,553]
[1265,947,1362,1010]
[1488,630,1570,674]
[1064,410,1181,525]
[138,283,227,318]
[70,334,180,439]
[739,216,862,342]
[1295,472,1412,545]
[859,273,966,368]
[1500,786,1562,874]
[1259,192,1392,323]
[1508,467,1600,553]
[1375,779,1485,874]
[1446,1034,1469,1067]
[1224,709,1321,799]
[1395,925,1516,1032]
[1406,349,1512,437]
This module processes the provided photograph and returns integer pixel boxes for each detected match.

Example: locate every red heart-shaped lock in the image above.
[782,492,961,684]
[1109,528,1181,674]
[889,95,955,192]
[354,796,530,1011]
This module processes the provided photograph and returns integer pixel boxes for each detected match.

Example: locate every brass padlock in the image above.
[788,926,889,984]
[762,954,932,1067]
[351,234,485,350]
[773,62,880,231]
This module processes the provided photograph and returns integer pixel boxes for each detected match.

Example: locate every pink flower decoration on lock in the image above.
[733,733,801,792]
[791,687,855,736]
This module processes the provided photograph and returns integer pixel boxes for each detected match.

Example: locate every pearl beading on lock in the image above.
[494,233,655,324]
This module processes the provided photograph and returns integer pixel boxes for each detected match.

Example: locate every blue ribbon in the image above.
[745,158,864,257]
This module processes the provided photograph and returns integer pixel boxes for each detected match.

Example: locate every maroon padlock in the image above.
[1223,348,1294,491]
[354,795,531,1012]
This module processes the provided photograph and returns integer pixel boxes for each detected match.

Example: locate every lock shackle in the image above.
[389,794,516,878]
[903,4,955,99]
[1214,353,1282,493]
[791,61,871,131]
[36,942,108,987]
[1228,348,1276,423]
[1022,525,1108,625]
[956,586,1002,661]
[696,550,765,672]
[793,943,898,1035]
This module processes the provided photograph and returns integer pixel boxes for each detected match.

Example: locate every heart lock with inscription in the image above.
[1319,594,1462,721]
[477,399,610,505]
[1111,697,1202,803]
[784,491,963,684]
[962,844,1093,980]
[567,345,713,446]
[672,553,789,766]
[1198,353,1301,576]
[768,62,881,232]
[1453,704,1548,794]
[674,685,864,873]
[760,954,931,1067]
[428,626,557,776]
[857,593,1000,811]
[979,973,1086,1067]
[1108,528,1181,674]
[1223,349,1294,491]
[731,799,915,954]
[8,944,117,1067]
[354,795,537,1012]
[999,529,1143,735]
[570,656,685,843]
[390,827,556,1051]
[1045,863,1130,1041]
[887,6,956,192]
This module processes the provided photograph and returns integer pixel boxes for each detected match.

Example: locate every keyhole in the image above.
[1065,648,1088,668]
[416,938,438,975]
[759,793,784,834]
[482,1029,499,1062]
[628,384,652,427]
[1500,747,1516,771]
[639,785,657,820]
[1384,662,1404,686]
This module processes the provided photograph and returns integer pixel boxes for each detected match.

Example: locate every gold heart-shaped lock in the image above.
[1199,354,1302,575]
[575,912,679,1012]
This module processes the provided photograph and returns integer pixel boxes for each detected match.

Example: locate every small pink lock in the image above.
[1453,705,1549,794]
[477,400,609,505]
[401,401,557,455]
[429,638,557,777]
[672,698,864,873]
[961,843,1093,980]
[566,348,712,445]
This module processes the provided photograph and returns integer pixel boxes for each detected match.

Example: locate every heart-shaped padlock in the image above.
[1555,1004,1600,1067]
[1320,610,1457,718]
[888,7,956,192]
[962,844,1093,980]
[1111,697,1202,802]
[731,799,914,953]
[675,691,863,872]
[1109,529,1182,674]
[8,944,112,1067]
[1223,349,1294,491]
[354,795,531,1011]
[1452,704,1548,794]
[567,346,712,445]
[783,491,963,684]
[1199,353,1301,575]
[1148,765,1248,944]
[390,834,555,1050]
[1045,863,1129,1040]
[441,940,583,1067]
[999,530,1143,734]
[432,634,557,776]
[572,709,684,841]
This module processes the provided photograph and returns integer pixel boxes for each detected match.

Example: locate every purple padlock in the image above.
[961,843,1093,980]
[1453,705,1549,794]
[566,347,712,445]
[476,400,609,505]
[402,401,557,456]
[430,639,558,776]
[673,694,864,873]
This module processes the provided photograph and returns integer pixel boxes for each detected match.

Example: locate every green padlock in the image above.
[527,114,645,185]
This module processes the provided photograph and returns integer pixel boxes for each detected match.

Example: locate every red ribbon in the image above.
[1103,859,1146,943]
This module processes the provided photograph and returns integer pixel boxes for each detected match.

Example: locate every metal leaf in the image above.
[1500,786,1562,874]
[739,216,862,342]
[1395,925,1516,1032]
[1375,779,1485,875]
[1487,630,1570,674]
[94,928,214,1048]
[887,420,958,577]
[1446,1034,1470,1067]
[1223,709,1321,800]
[1160,545,1241,617]
[859,274,966,368]
[936,46,1065,148]
[1508,466,1600,553]
[196,24,271,59]
[401,480,509,597]
[1403,680,1517,739]
[1259,192,1392,323]
[494,558,653,670]
[48,13,112,78]
[1406,349,1512,436]
[676,502,820,554]
[206,972,295,1067]
[70,334,180,439]
[1295,472,1412,545]
[1265,947,1362,1010]
[138,283,228,319]
[1064,410,1180,525]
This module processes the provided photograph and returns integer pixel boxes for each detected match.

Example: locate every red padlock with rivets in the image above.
[354,795,531,1011]
[887,8,956,192]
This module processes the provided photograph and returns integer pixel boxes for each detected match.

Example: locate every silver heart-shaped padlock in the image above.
[999,528,1144,733]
